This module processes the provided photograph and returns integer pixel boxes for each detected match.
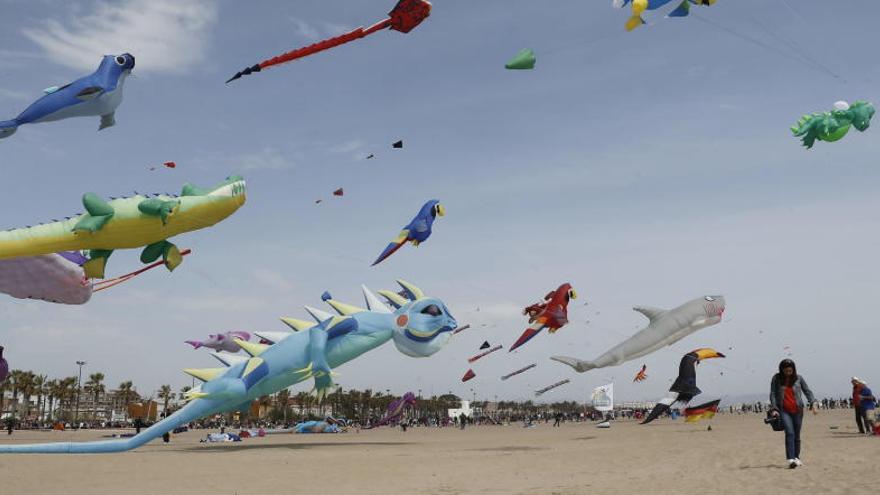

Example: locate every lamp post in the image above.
[74,360,86,427]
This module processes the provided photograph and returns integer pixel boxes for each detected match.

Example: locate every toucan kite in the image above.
[641,348,725,424]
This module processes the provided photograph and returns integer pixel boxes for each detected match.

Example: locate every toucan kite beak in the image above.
[694,348,725,361]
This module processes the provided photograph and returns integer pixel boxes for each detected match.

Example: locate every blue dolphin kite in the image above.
[0,53,135,139]
[372,199,445,266]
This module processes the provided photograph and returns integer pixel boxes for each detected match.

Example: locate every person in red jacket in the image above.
[852,377,868,434]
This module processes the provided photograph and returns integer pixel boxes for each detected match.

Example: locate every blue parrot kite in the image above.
[0,53,135,139]
[614,0,717,32]
[371,199,445,266]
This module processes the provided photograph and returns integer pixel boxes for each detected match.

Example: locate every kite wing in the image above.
[641,392,679,424]
[372,230,411,266]
[508,320,547,352]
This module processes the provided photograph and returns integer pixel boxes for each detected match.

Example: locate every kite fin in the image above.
[99,112,116,130]
[83,249,113,279]
[371,230,410,266]
[43,86,61,95]
[625,15,645,31]
[138,198,180,224]
[633,306,666,322]
[140,240,184,272]
[0,120,17,139]
[74,193,115,232]
[550,355,597,373]
[76,86,104,101]
[667,0,691,17]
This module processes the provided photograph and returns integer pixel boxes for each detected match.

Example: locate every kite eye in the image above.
[434,204,445,217]
[420,304,442,317]
[704,296,715,302]
[115,56,127,66]
[569,289,577,300]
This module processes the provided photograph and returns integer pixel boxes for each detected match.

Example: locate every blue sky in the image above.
[1,0,879,404]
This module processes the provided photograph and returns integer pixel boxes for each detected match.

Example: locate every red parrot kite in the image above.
[226,0,432,83]
[633,364,648,382]
[509,283,577,352]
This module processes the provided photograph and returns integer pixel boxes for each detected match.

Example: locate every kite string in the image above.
[746,13,845,83]
[689,12,842,82]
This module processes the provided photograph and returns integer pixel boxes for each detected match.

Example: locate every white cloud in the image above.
[251,268,295,292]
[22,0,218,73]
[289,16,350,41]
[232,146,297,172]
[0,87,29,101]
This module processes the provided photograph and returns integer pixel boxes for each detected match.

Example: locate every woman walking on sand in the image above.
[769,359,817,469]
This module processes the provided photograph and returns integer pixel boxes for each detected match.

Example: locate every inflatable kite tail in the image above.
[550,355,597,373]
[0,399,217,454]
[0,120,18,139]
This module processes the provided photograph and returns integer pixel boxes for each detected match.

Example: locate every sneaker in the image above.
[794,458,803,466]
[788,459,797,469]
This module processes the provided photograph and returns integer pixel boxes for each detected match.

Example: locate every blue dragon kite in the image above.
[0,54,135,139]
[372,199,445,266]
[0,280,459,454]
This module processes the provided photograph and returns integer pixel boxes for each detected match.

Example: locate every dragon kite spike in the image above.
[321,291,367,316]
[253,330,293,344]
[209,352,249,367]
[378,289,408,308]
[225,0,432,83]
[304,305,335,323]
[396,279,425,300]
[183,368,224,382]
[280,317,316,332]
[362,285,393,313]
[234,338,270,357]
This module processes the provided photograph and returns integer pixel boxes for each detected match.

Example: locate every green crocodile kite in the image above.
[791,100,874,149]
[0,175,246,278]
[0,280,460,453]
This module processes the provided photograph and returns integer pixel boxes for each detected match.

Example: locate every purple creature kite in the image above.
[185,331,252,353]
[367,392,418,428]
[0,346,8,382]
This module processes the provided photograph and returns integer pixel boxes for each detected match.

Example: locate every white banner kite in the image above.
[591,383,613,412]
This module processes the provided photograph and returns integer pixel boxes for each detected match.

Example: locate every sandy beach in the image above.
[0,409,876,495]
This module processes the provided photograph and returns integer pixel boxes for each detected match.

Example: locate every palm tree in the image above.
[32,374,46,422]
[158,385,173,419]
[275,389,291,423]
[84,372,106,423]
[179,386,192,401]
[116,381,137,422]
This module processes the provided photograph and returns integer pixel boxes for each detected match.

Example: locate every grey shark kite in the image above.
[0,54,134,139]
[552,295,725,372]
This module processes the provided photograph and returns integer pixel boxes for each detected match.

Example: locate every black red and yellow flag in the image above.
[684,399,721,423]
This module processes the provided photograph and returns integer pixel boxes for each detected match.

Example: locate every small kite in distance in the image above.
[505,49,536,70]
[479,341,490,350]
[461,368,476,382]
[633,364,648,382]
[535,379,570,397]
[333,188,344,196]
[226,0,432,83]
[392,140,403,149]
